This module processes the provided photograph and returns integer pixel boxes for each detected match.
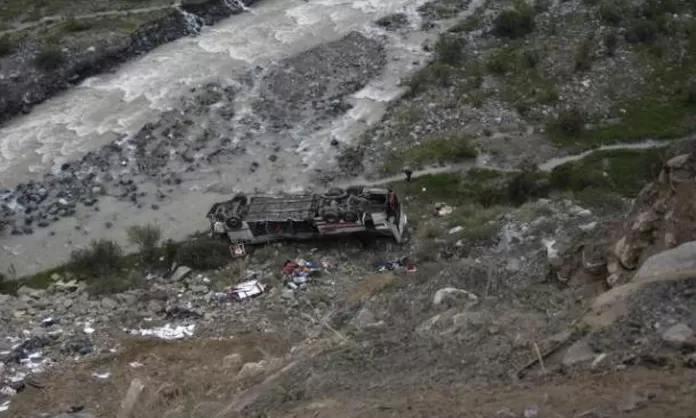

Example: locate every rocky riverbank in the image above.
[0,0,258,126]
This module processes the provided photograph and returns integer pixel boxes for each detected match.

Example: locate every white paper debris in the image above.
[448,226,464,234]
[129,362,144,369]
[231,280,265,301]
[0,400,10,412]
[0,386,16,397]
[83,319,95,334]
[92,371,111,379]
[129,324,195,340]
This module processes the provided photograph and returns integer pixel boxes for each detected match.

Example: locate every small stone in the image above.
[222,353,242,370]
[562,339,596,366]
[523,405,539,418]
[618,393,645,412]
[171,266,192,281]
[101,297,118,310]
[433,287,478,306]
[237,362,264,378]
[191,285,208,294]
[147,300,164,314]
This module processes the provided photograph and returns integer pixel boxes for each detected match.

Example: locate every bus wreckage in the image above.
[207,186,407,251]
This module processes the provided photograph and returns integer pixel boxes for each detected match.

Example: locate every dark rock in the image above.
[61,339,94,356]
[375,13,409,30]
[165,306,202,321]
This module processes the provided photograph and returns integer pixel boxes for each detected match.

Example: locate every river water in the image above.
[0,0,435,184]
[2,0,494,277]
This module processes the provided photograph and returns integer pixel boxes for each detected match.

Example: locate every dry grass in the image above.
[348,273,397,304]
[8,335,292,418]
[416,221,445,239]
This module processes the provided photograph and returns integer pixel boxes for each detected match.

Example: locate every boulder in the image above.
[433,287,478,306]
[633,241,696,282]
[171,266,193,282]
[222,353,243,370]
[352,307,377,329]
[661,323,695,349]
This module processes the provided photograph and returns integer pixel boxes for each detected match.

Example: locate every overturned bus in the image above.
[206,186,407,245]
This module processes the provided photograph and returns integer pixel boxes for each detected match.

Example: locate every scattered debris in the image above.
[128,324,196,340]
[282,259,322,286]
[230,280,266,301]
[375,256,416,273]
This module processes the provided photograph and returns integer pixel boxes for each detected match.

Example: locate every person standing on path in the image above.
[403,166,413,182]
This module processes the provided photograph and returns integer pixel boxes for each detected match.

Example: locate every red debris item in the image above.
[281,260,299,275]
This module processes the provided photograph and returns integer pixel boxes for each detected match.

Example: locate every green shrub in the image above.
[34,47,65,71]
[555,109,586,137]
[574,38,594,72]
[684,84,696,106]
[62,18,93,33]
[507,169,550,206]
[383,136,477,174]
[486,53,510,74]
[598,2,622,25]
[625,20,659,43]
[492,6,536,39]
[0,37,14,57]
[86,272,143,296]
[175,238,230,270]
[407,63,458,95]
[574,188,627,213]
[127,224,162,264]
[69,240,124,277]
[604,31,619,56]
[534,0,552,13]
[434,35,466,65]
[549,162,608,192]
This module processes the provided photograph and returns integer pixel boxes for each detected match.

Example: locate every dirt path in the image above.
[341,139,672,189]
[0,3,180,36]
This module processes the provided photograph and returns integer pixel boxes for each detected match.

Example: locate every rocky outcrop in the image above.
[605,152,696,286]
[0,0,257,126]
[552,147,696,288]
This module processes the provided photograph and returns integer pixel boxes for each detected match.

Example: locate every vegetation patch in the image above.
[127,223,163,265]
[61,18,94,33]
[34,46,66,70]
[0,36,15,57]
[483,44,558,111]
[549,148,665,197]
[381,136,477,174]
[174,237,232,270]
[491,4,536,39]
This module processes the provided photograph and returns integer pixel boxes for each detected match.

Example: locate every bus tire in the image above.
[322,209,340,223]
[323,187,347,200]
[226,216,242,229]
[342,210,359,223]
